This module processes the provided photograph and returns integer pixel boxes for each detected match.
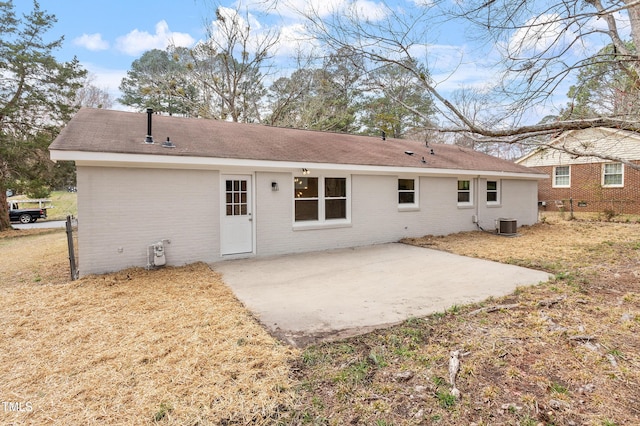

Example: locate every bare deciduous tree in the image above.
[189,5,279,122]
[293,0,640,167]
[75,74,114,109]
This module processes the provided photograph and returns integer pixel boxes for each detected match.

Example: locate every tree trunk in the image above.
[627,0,640,51]
[0,184,10,231]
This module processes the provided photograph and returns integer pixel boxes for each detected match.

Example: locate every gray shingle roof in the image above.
[50,108,542,175]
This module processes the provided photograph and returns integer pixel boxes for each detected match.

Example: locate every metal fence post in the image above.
[65,215,78,280]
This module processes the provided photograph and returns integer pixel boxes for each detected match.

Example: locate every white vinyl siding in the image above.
[516,128,640,167]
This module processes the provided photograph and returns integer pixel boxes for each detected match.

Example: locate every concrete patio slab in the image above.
[213,243,552,346]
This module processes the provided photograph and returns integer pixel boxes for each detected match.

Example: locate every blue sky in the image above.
[16,0,206,97]
[14,0,483,105]
[13,0,627,121]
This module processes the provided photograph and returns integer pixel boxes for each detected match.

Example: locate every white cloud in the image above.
[207,6,294,61]
[507,14,570,57]
[432,62,494,94]
[274,0,346,19]
[243,0,388,21]
[585,11,630,35]
[404,42,502,96]
[274,23,319,57]
[572,11,631,56]
[83,64,126,93]
[409,0,434,7]
[115,20,195,56]
[348,0,388,21]
[73,33,109,51]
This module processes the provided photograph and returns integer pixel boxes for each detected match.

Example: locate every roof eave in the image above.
[50,149,546,180]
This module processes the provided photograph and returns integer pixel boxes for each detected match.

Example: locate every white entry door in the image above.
[220,175,253,255]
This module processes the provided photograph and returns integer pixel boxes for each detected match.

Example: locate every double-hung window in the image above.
[294,176,348,223]
[486,180,500,205]
[553,166,570,188]
[457,180,472,206]
[398,178,419,209]
[602,163,623,187]
[324,178,347,219]
[294,177,319,221]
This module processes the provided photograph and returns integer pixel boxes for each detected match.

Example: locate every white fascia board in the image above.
[50,150,546,180]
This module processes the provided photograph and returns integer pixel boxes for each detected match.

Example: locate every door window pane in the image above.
[226,179,248,216]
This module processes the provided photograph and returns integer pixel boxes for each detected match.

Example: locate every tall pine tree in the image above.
[0,1,86,230]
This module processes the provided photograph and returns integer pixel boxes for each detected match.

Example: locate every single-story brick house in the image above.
[515,127,640,215]
[50,108,544,276]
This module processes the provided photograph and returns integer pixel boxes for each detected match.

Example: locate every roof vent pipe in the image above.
[162,136,175,148]
[144,108,154,144]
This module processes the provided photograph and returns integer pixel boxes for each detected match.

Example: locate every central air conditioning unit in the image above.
[496,218,517,236]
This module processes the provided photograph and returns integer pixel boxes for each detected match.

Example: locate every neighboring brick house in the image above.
[516,127,640,215]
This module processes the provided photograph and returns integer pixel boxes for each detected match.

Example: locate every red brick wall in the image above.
[532,161,640,214]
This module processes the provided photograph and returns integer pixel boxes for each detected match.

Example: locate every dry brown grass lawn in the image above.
[294,215,640,426]
[1,229,298,425]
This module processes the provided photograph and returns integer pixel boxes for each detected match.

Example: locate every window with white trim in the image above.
[398,178,417,206]
[486,180,500,204]
[294,176,348,222]
[457,180,472,206]
[324,177,347,219]
[294,177,318,221]
[553,166,570,188]
[602,163,623,187]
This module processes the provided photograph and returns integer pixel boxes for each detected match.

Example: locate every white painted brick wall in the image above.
[253,174,539,258]
[77,166,219,276]
[78,167,539,274]
[476,178,539,231]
